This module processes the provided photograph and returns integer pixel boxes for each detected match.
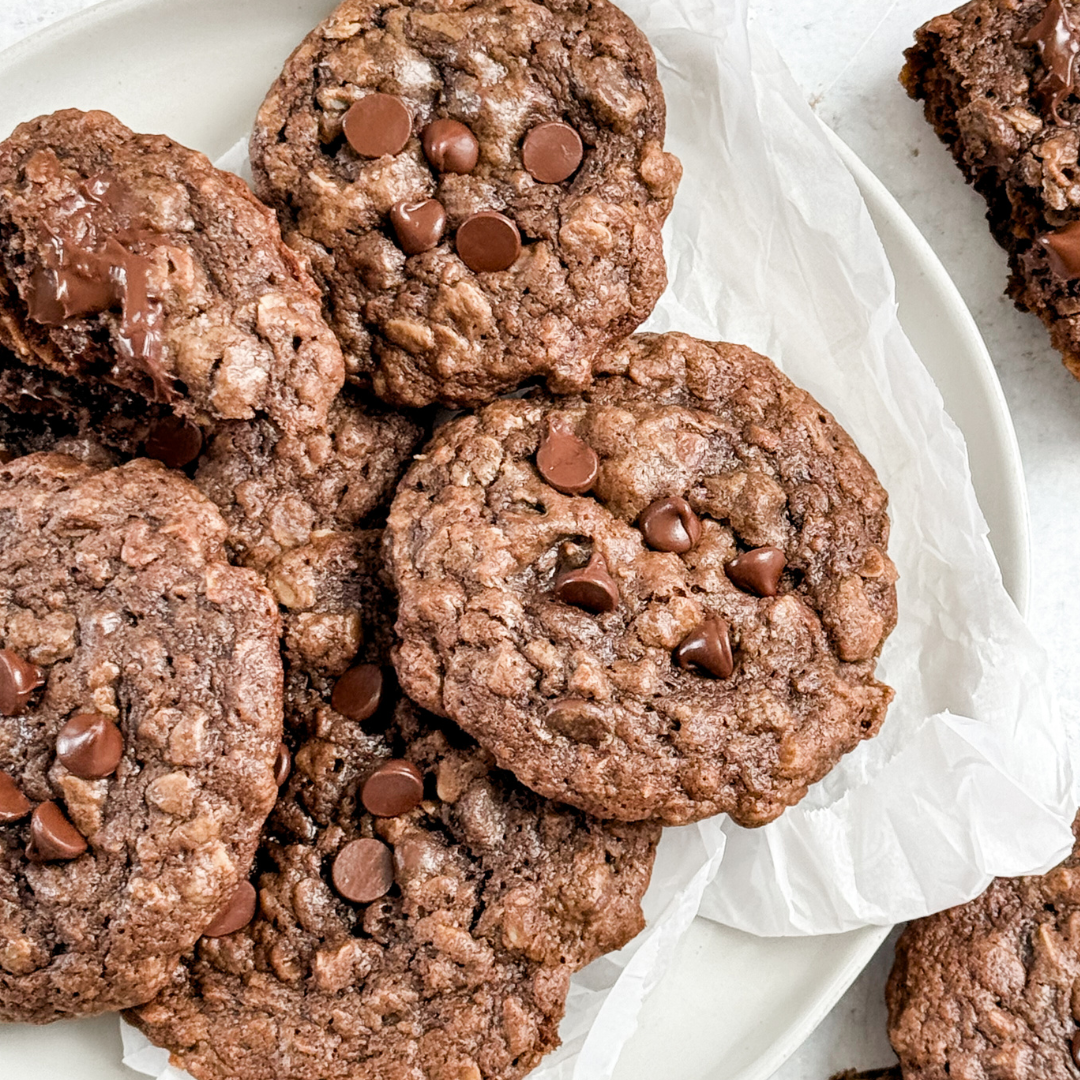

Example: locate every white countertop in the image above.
[2,1,1072,1076]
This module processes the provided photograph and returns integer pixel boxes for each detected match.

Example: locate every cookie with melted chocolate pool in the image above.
[0,109,344,434]
[387,332,898,826]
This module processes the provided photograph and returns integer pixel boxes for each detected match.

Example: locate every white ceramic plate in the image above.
[0,3,1029,1079]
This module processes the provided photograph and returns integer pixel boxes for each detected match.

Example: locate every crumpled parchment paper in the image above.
[122,0,1076,1075]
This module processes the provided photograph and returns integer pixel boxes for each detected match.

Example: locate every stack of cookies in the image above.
[0,1,898,1077]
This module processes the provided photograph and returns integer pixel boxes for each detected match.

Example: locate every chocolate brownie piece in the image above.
[0,109,344,431]
[128,527,658,1080]
[386,332,898,826]
[193,389,426,571]
[887,820,1080,1080]
[250,0,681,409]
[903,0,1080,381]
[0,454,284,1022]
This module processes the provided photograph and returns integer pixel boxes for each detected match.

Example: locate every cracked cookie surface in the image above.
[251,0,680,408]
[129,528,657,1080]
[387,332,898,826]
[0,454,283,1022]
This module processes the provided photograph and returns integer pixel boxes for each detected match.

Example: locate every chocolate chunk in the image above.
[421,118,479,174]
[522,121,584,183]
[361,759,424,817]
[201,881,257,938]
[725,547,786,597]
[1072,1030,1080,1069]
[638,497,702,554]
[332,837,394,903]
[546,698,608,746]
[1018,0,1080,122]
[390,199,447,256]
[27,801,87,861]
[331,664,383,722]
[0,648,45,716]
[55,713,124,779]
[536,415,599,495]
[273,743,291,787]
[144,415,203,469]
[675,618,734,679]
[0,772,31,824]
[456,211,522,273]
[342,94,413,158]
[1039,220,1080,278]
[554,553,619,614]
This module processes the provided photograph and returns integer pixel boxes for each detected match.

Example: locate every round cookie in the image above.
[194,389,426,570]
[387,332,898,826]
[887,818,1080,1080]
[0,109,344,434]
[128,530,658,1080]
[250,0,681,409]
[0,454,283,1022]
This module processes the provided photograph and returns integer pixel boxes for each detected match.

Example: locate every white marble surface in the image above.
[2,0,1074,1076]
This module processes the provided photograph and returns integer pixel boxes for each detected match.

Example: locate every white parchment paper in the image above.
[122,0,1077,1075]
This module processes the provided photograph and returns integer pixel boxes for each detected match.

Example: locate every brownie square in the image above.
[903,0,1080,379]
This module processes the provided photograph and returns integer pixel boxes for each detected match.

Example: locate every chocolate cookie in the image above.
[128,528,658,1080]
[193,389,426,570]
[0,109,344,432]
[0,454,284,1022]
[250,0,681,409]
[887,819,1080,1080]
[903,0,1080,382]
[387,332,898,826]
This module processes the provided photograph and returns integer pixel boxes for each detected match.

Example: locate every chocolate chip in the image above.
[546,698,608,746]
[456,211,522,273]
[0,648,45,716]
[1039,220,1080,278]
[554,553,619,614]
[1018,0,1080,122]
[331,664,383,722]
[27,801,87,862]
[536,415,599,495]
[0,772,31,824]
[422,118,479,174]
[1072,1030,1080,1069]
[638,497,702,554]
[332,838,394,903]
[202,881,257,938]
[55,713,124,779]
[362,759,424,817]
[725,547,786,597]
[342,94,413,158]
[273,743,292,787]
[390,199,447,255]
[143,414,203,469]
[0,449,14,465]
[675,618,734,679]
[522,121,584,183]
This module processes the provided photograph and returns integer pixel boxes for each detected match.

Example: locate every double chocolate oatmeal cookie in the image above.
[387,332,897,826]
[194,388,426,571]
[129,529,658,1080]
[251,0,681,408]
[887,819,1080,1080]
[0,454,283,1022]
[0,109,344,432]
[904,0,1080,381]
